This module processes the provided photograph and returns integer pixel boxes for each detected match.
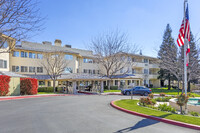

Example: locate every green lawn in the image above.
[104,90,121,93]
[115,99,200,126]
[151,87,200,97]
[37,92,63,94]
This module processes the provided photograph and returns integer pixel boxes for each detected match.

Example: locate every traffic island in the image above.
[110,99,200,130]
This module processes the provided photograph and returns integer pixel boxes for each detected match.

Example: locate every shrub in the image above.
[176,93,189,114]
[190,111,199,117]
[139,97,156,106]
[57,87,63,93]
[158,103,176,113]
[148,93,154,99]
[38,87,54,92]
[0,75,10,96]
[160,92,166,97]
[155,97,172,102]
[110,86,118,90]
[20,78,38,95]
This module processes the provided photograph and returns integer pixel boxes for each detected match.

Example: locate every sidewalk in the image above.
[0,94,71,101]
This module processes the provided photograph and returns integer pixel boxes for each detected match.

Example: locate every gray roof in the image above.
[25,75,51,80]
[15,41,96,58]
[109,74,141,79]
[0,71,27,77]
[57,73,109,80]
[26,73,109,80]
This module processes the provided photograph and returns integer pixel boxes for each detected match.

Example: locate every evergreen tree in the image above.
[158,24,178,90]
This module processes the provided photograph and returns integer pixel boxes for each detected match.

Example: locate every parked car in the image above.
[121,86,152,96]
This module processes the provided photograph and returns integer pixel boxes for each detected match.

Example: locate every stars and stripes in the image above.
[177,4,190,66]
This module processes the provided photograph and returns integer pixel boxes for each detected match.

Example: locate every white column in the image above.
[139,80,140,86]
[118,80,120,89]
[73,81,77,94]
[101,81,104,93]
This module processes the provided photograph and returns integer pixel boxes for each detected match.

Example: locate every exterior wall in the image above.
[8,77,20,96]
[0,50,9,71]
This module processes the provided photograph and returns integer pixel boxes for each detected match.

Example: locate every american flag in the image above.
[177,4,190,66]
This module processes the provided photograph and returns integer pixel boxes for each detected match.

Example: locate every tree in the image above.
[0,0,44,52]
[40,52,69,93]
[180,32,200,92]
[89,30,138,89]
[158,24,179,90]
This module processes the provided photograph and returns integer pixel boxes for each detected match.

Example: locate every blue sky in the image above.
[29,0,200,57]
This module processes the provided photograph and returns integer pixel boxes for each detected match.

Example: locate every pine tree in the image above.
[158,24,178,90]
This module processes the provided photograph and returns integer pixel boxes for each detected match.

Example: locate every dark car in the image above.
[121,86,152,96]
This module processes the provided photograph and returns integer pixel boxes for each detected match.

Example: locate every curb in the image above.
[0,94,71,101]
[78,91,97,95]
[110,100,200,130]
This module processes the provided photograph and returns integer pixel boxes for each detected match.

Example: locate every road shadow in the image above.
[114,114,172,133]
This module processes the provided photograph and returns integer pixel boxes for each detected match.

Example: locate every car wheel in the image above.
[144,92,148,96]
[125,91,131,95]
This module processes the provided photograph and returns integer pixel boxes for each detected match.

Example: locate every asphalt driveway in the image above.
[0,95,198,133]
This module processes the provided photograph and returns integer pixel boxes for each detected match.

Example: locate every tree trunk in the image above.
[180,106,183,114]
[187,81,191,92]
[168,76,171,90]
[178,79,180,95]
[53,79,56,93]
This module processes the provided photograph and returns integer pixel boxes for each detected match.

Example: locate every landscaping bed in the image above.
[114,99,200,126]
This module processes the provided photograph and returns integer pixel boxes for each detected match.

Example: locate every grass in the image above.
[114,99,200,126]
[151,87,200,97]
[37,92,63,94]
[104,90,121,93]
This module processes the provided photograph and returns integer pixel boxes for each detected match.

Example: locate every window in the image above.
[93,70,96,74]
[29,52,36,58]
[1,41,8,48]
[37,67,43,73]
[97,70,100,74]
[120,68,124,73]
[64,67,73,73]
[88,69,92,74]
[115,80,118,86]
[37,53,43,59]
[21,51,28,58]
[39,81,45,86]
[144,59,148,63]
[77,69,79,73]
[127,56,131,62]
[132,58,135,62]
[48,81,51,87]
[29,67,35,73]
[65,54,73,60]
[83,58,93,63]
[144,69,149,74]
[21,66,28,72]
[12,66,19,72]
[128,68,131,73]
[132,69,135,74]
[83,69,87,73]
[13,51,19,57]
[0,60,7,68]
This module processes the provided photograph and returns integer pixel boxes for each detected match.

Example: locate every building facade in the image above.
[0,39,161,91]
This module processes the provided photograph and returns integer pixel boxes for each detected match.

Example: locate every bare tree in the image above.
[89,30,139,89]
[40,52,69,93]
[0,0,44,52]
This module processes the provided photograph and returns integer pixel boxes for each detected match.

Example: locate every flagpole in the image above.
[183,0,188,114]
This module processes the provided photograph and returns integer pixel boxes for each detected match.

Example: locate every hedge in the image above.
[38,87,63,92]
[104,86,118,90]
[20,78,38,95]
[38,87,54,92]
[0,75,10,96]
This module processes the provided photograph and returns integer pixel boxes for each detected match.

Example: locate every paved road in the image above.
[0,95,198,133]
